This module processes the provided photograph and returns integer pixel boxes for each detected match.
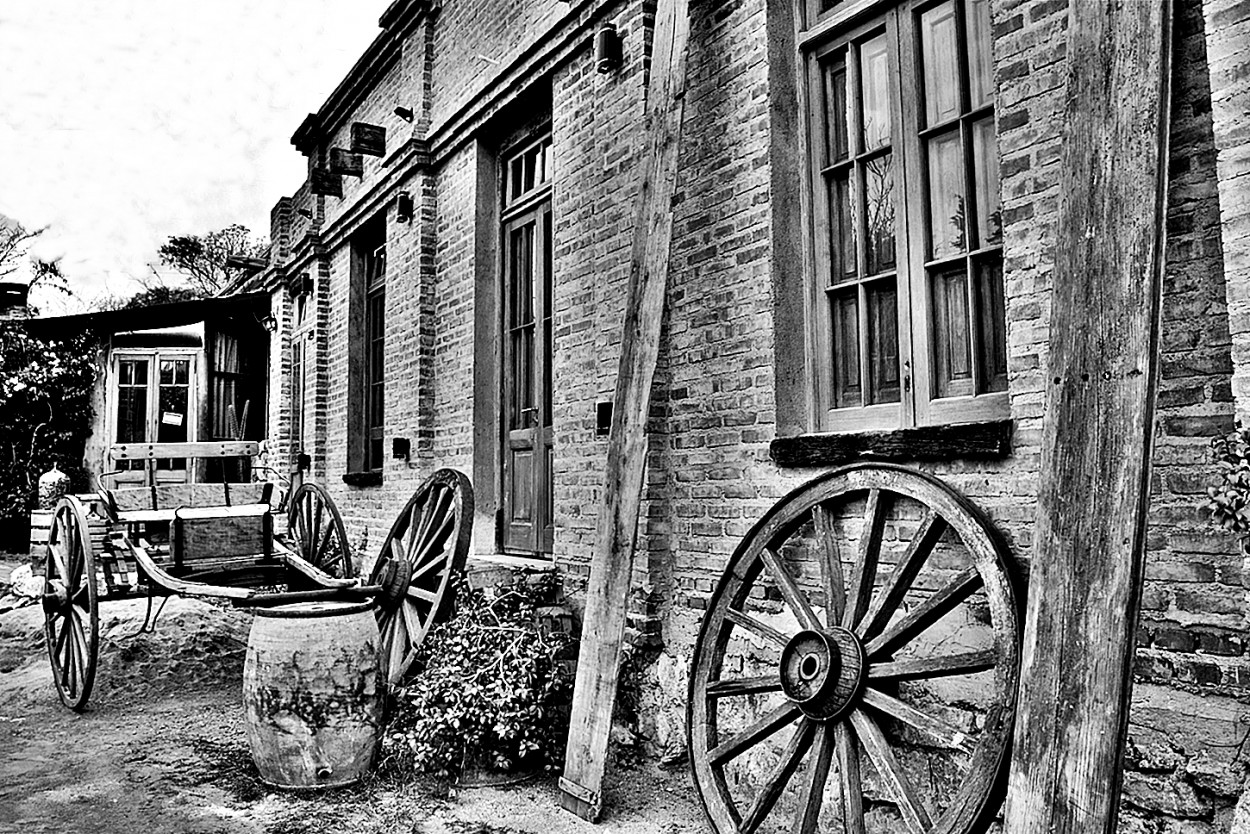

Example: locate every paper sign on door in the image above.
[161,411,184,427]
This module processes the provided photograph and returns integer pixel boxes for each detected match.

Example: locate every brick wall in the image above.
[254,0,1249,826]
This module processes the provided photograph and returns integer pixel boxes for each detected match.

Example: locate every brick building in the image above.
[236,0,1250,829]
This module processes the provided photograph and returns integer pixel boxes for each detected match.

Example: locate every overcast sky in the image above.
[0,1,388,312]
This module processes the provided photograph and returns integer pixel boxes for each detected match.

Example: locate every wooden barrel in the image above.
[242,601,382,789]
[28,510,52,576]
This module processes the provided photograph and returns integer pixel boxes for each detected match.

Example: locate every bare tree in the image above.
[157,224,268,295]
[0,221,41,281]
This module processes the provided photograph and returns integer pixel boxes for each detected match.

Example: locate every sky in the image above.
[0,1,389,312]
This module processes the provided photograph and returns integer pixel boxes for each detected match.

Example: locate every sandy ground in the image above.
[0,560,708,834]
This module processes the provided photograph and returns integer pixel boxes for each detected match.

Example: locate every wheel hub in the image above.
[375,556,412,611]
[42,580,68,617]
[780,626,866,721]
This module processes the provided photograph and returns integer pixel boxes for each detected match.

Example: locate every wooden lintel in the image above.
[330,147,364,177]
[351,122,387,157]
[1004,3,1173,834]
[558,0,692,822]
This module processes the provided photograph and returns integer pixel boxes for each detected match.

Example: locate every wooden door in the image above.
[501,201,554,555]
[110,351,196,487]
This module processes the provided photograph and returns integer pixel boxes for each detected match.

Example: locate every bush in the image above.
[1207,424,1250,537]
[381,575,574,778]
[0,325,97,521]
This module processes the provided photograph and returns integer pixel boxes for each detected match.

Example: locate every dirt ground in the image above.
[0,560,708,834]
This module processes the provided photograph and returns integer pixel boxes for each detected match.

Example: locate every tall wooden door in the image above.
[501,200,554,555]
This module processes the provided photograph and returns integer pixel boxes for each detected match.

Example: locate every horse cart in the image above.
[39,441,472,711]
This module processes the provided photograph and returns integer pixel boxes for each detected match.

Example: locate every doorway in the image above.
[109,350,197,487]
[500,135,553,556]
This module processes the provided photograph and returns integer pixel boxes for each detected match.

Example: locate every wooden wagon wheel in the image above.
[286,482,354,578]
[42,496,100,712]
[369,468,473,687]
[688,463,1020,834]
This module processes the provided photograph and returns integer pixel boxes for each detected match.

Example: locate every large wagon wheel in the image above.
[286,482,353,578]
[369,469,473,687]
[688,464,1020,834]
[42,496,100,712]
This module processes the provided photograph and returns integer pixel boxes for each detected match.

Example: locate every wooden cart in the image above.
[40,441,472,711]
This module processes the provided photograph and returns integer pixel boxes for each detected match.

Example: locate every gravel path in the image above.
[0,584,706,834]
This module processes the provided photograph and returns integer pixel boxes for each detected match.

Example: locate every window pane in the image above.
[824,59,849,163]
[972,116,1002,247]
[863,153,896,275]
[927,129,968,258]
[859,35,891,152]
[920,1,962,127]
[931,266,972,398]
[828,171,857,282]
[867,279,900,404]
[830,288,862,408]
[975,257,1007,393]
[966,0,994,108]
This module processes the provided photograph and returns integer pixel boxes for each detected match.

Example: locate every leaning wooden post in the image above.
[558,0,691,821]
[1005,3,1173,834]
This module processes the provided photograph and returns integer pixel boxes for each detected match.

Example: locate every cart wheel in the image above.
[369,469,473,687]
[688,464,1020,834]
[287,483,354,578]
[42,496,100,712]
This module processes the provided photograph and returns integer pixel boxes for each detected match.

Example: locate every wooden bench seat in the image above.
[105,482,274,519]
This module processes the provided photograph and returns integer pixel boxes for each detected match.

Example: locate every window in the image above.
[347,218,386,481]
[802,0,1005,432]
[290,291,310,465]
[108,350,196,486]
[364,242,386,471]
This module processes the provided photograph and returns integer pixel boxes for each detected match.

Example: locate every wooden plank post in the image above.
[558,0,691,821]
[1005,3,1173,834]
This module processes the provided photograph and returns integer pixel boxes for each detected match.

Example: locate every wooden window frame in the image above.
[289,290,311,466]
[364,242,387,473]
[799,0,1008,434]
[345,216,387,483]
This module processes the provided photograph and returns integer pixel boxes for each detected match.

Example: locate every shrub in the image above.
[0,325,97,521]
[381,575,574,778]
[1207,424,1250,537]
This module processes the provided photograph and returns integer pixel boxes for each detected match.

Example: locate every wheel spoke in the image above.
[311,496,323,558]
[791,722,834,834]
[862,687,975,755]
[741,719,816,834]
[849,709,932,834]
[317,523,337,570]
[53,614,70,665]
[725,608,791,648]
[865,565,982,658]
[706,675,782,698]
[760,548,821,632]
[67,516,84,584]
[858,510,947,641]
[411,548,449,583]
[812,503,845,627]
[406,494,437,561]
[390,532,408,566]
[869,649,997,682]
[401,599,425,640]
[708,702,802,766]
[49,534,69,579]
[387,612,409,679]
[412,512,455,568]
[835,721,865,834]
[842,488,888,630]
[406,585,438,604]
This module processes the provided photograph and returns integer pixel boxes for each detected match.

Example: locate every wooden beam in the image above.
[558,0,691,822]
[1005,4,1173,834]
